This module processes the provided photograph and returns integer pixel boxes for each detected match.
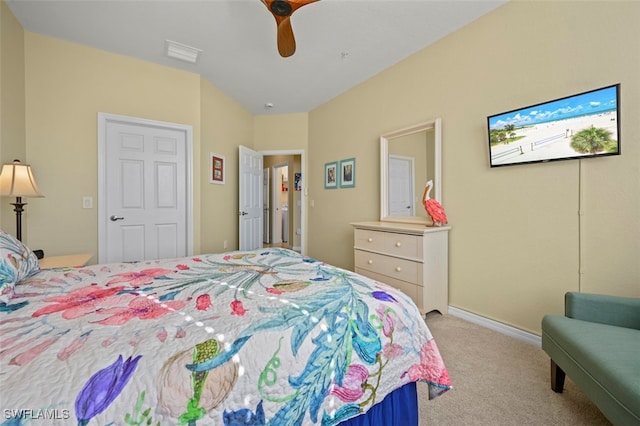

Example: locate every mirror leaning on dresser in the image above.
[353,117,450,315]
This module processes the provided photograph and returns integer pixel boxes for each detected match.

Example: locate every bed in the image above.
[0,230,450,425]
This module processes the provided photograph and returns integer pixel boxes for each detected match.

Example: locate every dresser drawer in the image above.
[354,249,420,284]
[354,228,421,260]
[355,268,424,311]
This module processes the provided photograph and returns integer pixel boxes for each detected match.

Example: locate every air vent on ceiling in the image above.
[165,40,201,64]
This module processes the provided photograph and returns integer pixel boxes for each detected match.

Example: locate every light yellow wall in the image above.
[254,113,309,252]
[23,32,203,257]
[0,1,26,233]
[253,113,308,151]
[308,0,640,334]
[200,77,253,253]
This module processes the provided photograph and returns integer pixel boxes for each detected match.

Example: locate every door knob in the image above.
[110,215,124,221]
[239,211,248,216]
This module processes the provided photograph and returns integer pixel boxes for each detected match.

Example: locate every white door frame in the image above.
[261,149,306,255]
[97,112,194,263]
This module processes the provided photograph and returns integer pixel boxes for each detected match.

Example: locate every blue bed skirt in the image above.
[340,382,418,426]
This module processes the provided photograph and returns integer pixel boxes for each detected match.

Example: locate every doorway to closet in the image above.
[262,153,302,253]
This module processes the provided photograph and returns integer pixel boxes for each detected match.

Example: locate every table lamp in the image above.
[0,159,43,241]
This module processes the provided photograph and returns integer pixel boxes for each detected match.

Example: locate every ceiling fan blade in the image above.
[277,17,296,57]
[260,0,320,57]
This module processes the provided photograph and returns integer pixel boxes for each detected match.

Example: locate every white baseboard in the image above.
[447,306,542,347]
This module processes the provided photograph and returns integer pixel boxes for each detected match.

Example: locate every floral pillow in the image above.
[0,229,40,304]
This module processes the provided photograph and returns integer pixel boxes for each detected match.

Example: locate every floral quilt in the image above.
[0,248,450,425]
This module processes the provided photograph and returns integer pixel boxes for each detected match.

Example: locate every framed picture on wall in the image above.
[294,173,302,191]
[210,153,225,184]
[324,161,338,189]
[339,158,356,188]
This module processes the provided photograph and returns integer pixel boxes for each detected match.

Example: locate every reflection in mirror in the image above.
[380,118,441,224]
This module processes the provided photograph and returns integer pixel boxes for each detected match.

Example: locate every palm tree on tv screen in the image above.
[570,126,616,154]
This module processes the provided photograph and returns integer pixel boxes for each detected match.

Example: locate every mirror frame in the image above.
[380,118,442,224]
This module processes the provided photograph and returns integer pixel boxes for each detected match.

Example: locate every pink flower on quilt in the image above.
[330,364,369,402]
[156,327,168,342]
[57,331,91,361]
[196,294,212,311]
[32,285,126,319]
[176,264,190,271]
[105,268,173,288]
[382,342,404,360]
[92,296,187,325]
[230,300,247,316]
[9,335,62,366]
[266,287,283,295]
[375,306,395,337]
[403,339,451,386]
[193,257,202,262]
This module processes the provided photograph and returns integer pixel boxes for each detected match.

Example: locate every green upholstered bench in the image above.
[541,292,640,425]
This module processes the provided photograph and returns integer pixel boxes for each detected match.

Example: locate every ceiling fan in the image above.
[260,0,319,57]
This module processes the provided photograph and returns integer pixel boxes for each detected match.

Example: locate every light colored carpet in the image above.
[418,313,611,425]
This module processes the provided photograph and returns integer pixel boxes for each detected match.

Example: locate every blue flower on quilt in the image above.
[222,400,265,425]
[75,354,142,425]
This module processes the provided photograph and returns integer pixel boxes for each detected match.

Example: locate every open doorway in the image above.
[262,153,303,253]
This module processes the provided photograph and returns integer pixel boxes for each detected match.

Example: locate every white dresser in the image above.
[352,221,450,314]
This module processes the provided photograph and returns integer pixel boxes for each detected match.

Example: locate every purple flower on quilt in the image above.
[371,290,397,303]
[330,364,369,402]
[75,354,142,425]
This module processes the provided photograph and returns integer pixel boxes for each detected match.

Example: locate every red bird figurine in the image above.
[422,180,447,226]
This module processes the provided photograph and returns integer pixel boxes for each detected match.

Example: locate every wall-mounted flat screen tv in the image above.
[487,84,620,168]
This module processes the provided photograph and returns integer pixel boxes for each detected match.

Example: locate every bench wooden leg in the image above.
[550,359,565,393]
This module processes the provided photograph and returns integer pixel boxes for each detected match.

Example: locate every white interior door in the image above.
[239,145,263,250]
[389,155,415,216]
[98,113,192,263]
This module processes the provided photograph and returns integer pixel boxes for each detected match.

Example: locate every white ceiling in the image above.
[7,0,506,115]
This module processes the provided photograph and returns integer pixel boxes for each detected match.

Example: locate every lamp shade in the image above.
[0,160,43,198]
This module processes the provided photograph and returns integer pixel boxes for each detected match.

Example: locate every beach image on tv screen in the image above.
[488,85,619,167]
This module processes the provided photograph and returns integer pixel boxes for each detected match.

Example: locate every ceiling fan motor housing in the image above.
[270,1,292,16]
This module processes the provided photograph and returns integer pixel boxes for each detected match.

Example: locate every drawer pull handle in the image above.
[395,242,402,247]
[368,260,373,265]
[367,238,373,243]
[395,267,402,272]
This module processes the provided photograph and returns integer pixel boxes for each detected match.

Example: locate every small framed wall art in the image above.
[339,158,356,188]
[210,153,225,184]
[324,161,338,189]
